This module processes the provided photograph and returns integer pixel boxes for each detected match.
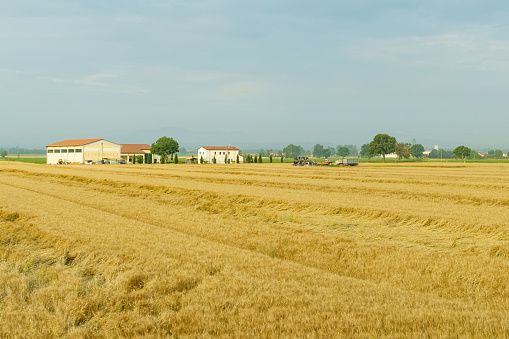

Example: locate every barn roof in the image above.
[121,144,151,154]
[46,138,102,147]
[200,146,239,151]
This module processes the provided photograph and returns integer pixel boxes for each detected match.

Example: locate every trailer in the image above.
[335,158,359,166]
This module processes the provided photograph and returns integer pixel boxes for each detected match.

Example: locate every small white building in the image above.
[197,146,242,164]
[46,138,121,164]
[382,152,398,158]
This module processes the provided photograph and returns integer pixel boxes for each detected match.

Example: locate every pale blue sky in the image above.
[1,1,508,150]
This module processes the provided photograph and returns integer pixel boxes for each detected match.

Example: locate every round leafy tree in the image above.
[368,134,396,163]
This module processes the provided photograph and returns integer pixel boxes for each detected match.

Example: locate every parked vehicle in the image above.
[293,157,313,166]
[335,158,359,166]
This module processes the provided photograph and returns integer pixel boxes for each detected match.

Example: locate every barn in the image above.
[46,139,121,164]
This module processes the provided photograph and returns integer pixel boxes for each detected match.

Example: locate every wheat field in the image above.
[0,161,508,337]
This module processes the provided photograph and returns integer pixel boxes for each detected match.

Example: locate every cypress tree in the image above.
[269,154,273,163]
[258,154,262,163]
[237,154,240,163]
[281,154,284,163]
[174,154,179,164]
[254,155,257,163]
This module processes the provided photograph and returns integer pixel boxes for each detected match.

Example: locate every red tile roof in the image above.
[200,146,239,151]
[121,144,151,154]
[46,138,102,147]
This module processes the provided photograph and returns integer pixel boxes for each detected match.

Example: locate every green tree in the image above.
[0,151,7,158]
[269,154,273,163]
[281,154,284,163]
[258,154,262,163]
[336,146,350,158]
[495,150,504,158]
[283,144,304,158]
[410,144,425,158]
[337,145,358,157]
[212,155,216,164]
[453,146,471,160]
[368,134,396,163]
[428,149,454,159]
[395,142,411,160]
[312,144,324,158]
[151,136,179,164]
[200,155,204,164]
[135,155,144,164]
[174,154,179,164]
[225,153,228,164]
[254,154,258,163]
[359,144,371,158]
[237,154,240,163]
[323,148,331,158]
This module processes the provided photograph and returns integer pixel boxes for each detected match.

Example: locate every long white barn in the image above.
[197,146,242,164]
[46,139,121,164]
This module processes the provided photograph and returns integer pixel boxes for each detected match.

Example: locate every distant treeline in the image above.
[0,147,46,155]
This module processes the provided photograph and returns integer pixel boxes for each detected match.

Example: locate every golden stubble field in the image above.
[0,161,508,337]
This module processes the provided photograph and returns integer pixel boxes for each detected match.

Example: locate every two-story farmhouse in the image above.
[197,146,242,164]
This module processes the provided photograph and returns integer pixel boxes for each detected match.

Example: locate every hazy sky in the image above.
[1,1,508,150]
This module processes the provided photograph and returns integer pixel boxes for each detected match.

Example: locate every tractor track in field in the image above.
[1,167,509,238]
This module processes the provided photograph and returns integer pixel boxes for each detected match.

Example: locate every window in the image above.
[54,149,61,153]
[76,149,82,153]
[61,149,68,153]
[68,149,75,153]
[48,150,54,153]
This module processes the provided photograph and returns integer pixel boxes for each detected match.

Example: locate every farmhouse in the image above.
[121,144,160,164]
[46,139,121,164]
[197,146,243,164]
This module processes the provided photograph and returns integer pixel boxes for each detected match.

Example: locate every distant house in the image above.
[46,139,121,164]
[121,144,160,164]
[197,146,243,164]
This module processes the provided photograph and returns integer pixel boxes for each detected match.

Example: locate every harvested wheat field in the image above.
[1,161,509,337]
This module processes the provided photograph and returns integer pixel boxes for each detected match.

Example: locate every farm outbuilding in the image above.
[120,144,160,164]
[46,139,121,164]
[197,146,242,164]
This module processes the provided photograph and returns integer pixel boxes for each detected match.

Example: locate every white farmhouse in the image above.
[197,146,242,164]
[46,139,121,164]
